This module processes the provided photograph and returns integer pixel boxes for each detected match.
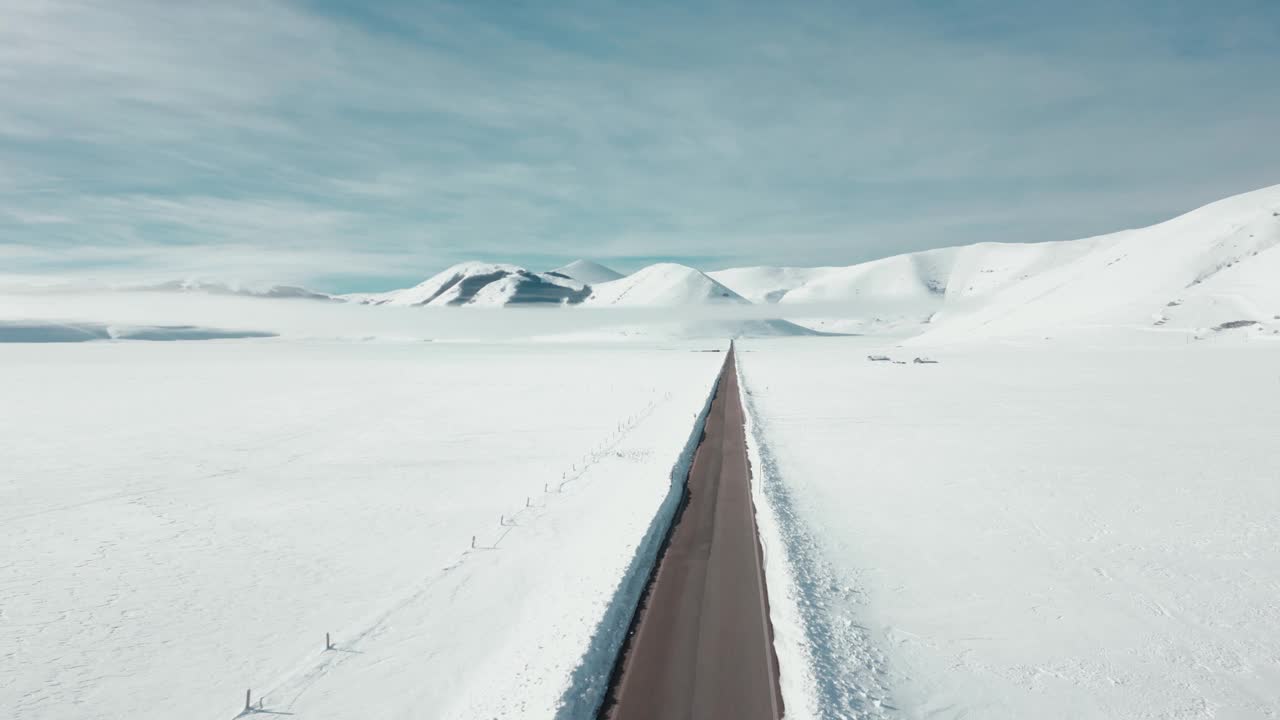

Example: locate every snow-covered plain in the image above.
[739,336,1280,720]
[1,340,724,719]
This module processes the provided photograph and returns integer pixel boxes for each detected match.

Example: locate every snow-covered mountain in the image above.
[709,184,1280,339]
[349,262,591,307]
[920,185,1280,340]
[575,263,820,337]
[584,263,745,306]
[708,241,1101,335]
[345,261,749,310]
[308,184,1280,340]
[550,259,623,285]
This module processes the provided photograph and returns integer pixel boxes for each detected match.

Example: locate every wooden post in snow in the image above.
[326,632,333,651]
[245,689,251,713]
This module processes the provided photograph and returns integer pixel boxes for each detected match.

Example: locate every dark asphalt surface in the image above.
[602,346,783,720]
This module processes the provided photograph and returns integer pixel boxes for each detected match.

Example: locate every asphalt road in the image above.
[602,345,783,720]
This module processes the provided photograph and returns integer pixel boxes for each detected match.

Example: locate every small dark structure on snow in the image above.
[1213,320,1259,331]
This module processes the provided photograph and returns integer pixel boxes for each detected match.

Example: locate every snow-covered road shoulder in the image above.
[738,355,893,720]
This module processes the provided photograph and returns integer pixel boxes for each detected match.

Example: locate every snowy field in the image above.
[1,340,724,719]
[740,336,1280,720]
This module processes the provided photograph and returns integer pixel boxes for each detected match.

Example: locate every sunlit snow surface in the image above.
[740,336,1280,720]
[1,340,723,719]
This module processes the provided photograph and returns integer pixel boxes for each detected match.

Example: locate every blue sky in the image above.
[1,0,1278,292]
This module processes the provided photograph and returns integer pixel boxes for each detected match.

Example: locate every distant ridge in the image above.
[170,183,1280,341]
[551,259,624,285]
[131,279,335,301]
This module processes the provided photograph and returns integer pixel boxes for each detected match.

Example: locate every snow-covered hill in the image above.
[550,259,623,285]
[584,263,745,306]
[710,185,1280,340]
[574,263,820,337]
[102,185,1277,342]
[352,262,591,307]
[912,185,1280,341]
[706,266,832,304]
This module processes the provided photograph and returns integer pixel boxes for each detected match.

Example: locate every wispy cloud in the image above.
[1,0,1277,291]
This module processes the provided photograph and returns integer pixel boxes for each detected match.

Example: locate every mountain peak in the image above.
[550,259,624,285]
[585,263,746,306]
[363,261,589,307]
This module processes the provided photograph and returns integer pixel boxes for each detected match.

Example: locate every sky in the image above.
[1,0,1278,293]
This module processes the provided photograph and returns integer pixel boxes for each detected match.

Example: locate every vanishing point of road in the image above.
[601,344,784,720]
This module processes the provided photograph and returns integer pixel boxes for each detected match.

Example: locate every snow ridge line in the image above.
[220,391,674,719]
[553,348,727,719]
[737,357,895,720]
